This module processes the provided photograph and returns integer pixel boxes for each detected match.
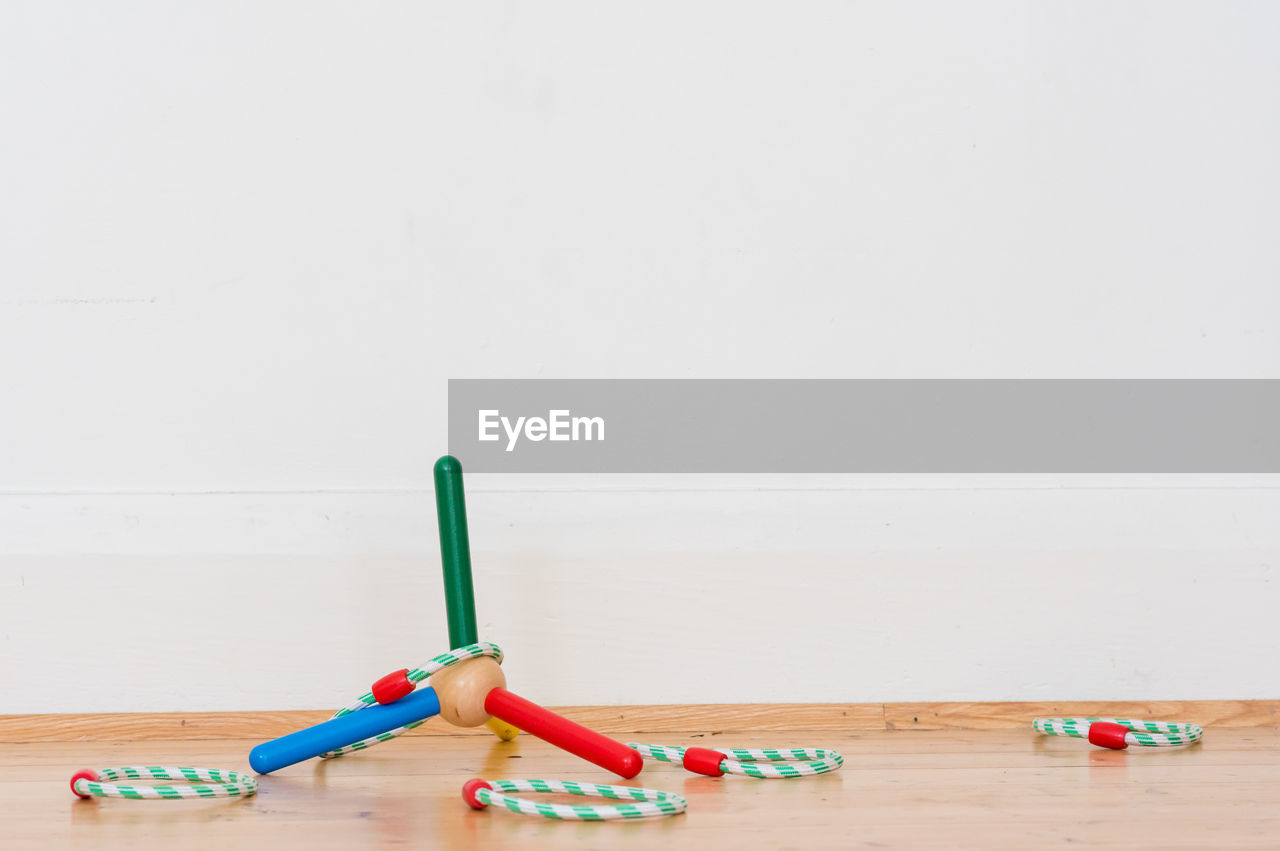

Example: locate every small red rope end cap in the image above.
[1088,721,1130,749]
[682,746,728,776]
[371,669,414,705]
[462,778,493,809]
[70,769,100,798]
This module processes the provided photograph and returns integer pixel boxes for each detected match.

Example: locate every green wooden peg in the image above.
[434,455,478,649]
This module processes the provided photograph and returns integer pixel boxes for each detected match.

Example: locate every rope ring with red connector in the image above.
[461,777,687,820]
[1033,717,1203,749]
[627,743,844,778]
[70,766,257,800]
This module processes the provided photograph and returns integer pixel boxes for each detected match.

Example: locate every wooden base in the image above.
[2,700,1276,743]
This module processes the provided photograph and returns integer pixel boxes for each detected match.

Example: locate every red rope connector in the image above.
[70,769,100,798]
[1088,721,1130,750]
[371,669,414,705]
[682,746,728,776]
[462,778,493,809]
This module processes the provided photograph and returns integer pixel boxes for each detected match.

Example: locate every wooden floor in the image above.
[5,724,1280,849]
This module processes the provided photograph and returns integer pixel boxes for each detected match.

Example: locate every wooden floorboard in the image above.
[2,700,1275,742]
[884,700,1280,730]
[3,725,1278,848]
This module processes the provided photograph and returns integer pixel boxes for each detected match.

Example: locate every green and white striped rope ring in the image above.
[319,641,504,758]
[465,778,688,821]
[70,766,257,800]
[1033,718,1204,747]
[628,743,845,778]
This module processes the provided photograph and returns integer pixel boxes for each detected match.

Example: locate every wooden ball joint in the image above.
[430,657,507,727]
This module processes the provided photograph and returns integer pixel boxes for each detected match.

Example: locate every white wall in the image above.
[1,2,1277,713]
